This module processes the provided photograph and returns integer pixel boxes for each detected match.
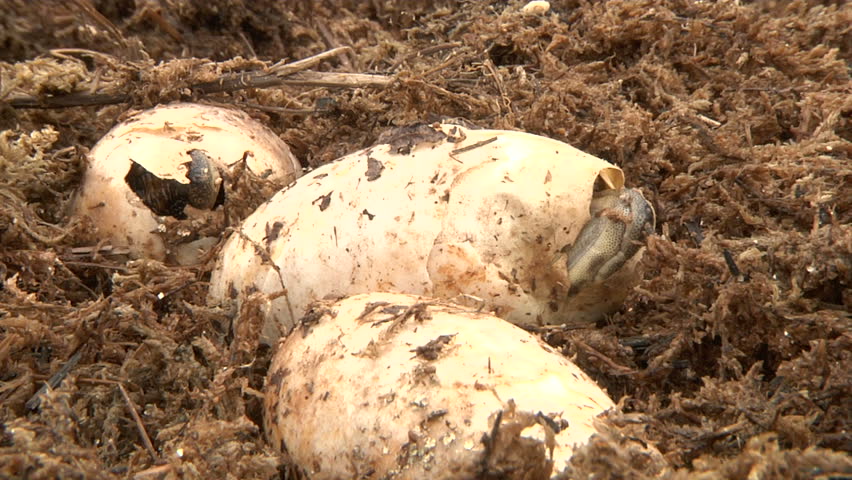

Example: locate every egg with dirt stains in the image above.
[264,292,616,479]
[210,123,654,343]
[71,102,302,263]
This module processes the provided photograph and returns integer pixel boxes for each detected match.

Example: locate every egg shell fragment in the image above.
[210,123,633,343]
[72,102,302,261]
[264,292,616,479]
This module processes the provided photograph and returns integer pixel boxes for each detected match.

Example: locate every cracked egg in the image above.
[210,122,654,342]
[71,102,302,263]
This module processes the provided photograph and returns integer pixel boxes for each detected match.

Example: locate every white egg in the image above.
[211,123,653,343]
[264,292,616,479]
[71,102,301,263]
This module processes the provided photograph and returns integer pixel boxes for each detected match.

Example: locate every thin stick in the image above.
[61,261,128,272]
[695,113,721,128]
[191,46,356,94]
[132,464,173,479]
[192,70,391,95]
[237,102,322,115]
[268,46,352,75]
[483,58,511,115]
[8,92,130,109]
[25,348,84,411]
[67,245,132,256]
[74,376,123,385]
[71,0,129,53]
[49,48,120,64]
[316,23,354,69]
[451,136,497,155]
[422,53,469,78]
[238,32,257,59]
[572,339,636,376]
[8,71,393,108]
[118,383,159,462]
[277,71,393,88]
[389,42,461,71]
[8,47,392,109]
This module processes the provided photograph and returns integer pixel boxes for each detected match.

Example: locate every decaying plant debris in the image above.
[0,0,849,479]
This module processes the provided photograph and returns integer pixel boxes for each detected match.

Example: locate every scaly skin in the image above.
[185,149,222,210]
[566,188,655,293]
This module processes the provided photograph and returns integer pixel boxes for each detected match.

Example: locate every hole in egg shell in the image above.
[69,102,303,264]
[124,149,225,219]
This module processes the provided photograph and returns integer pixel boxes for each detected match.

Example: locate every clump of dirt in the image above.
[1,0,849,478]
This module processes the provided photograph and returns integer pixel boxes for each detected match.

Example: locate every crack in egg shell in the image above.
[210,123,654,343]
[71,102,302,262]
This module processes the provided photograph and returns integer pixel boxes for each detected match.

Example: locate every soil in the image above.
[0,0,850,479]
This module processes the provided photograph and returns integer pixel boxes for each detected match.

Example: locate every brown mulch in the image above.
[1,0,850,478]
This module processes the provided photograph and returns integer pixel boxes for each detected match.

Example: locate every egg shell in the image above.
[72,102,301,261]
[264,292,616,479]
[210,123,631,342]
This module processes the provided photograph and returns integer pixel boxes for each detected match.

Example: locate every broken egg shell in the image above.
[263,292,616,479]
[210,123,639,343]
[71,102,302,262]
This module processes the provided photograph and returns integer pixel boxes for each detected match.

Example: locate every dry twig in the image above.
[24,348,84,411]
[8,47,393,109]
[118,382,160,462]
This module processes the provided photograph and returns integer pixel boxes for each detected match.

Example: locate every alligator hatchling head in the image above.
[124,149,224,219]
[566,186,656,294]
